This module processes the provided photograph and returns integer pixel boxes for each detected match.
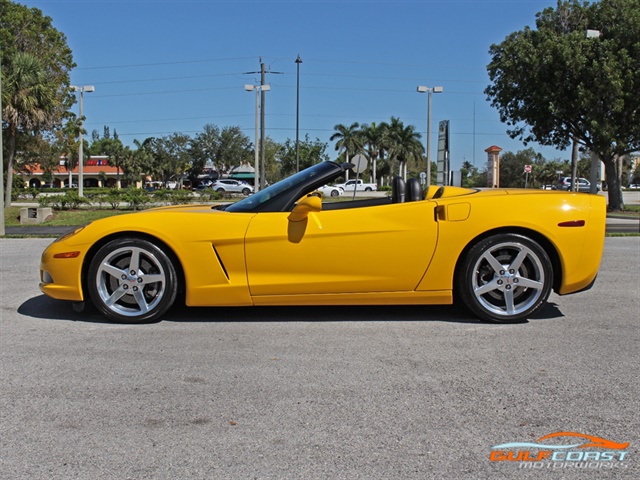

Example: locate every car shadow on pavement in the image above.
[165,304,483,324]
[18,295,115,324]
[18,294,565,325]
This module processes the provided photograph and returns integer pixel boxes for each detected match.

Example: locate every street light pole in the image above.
[295,54,302,172]
[245,84,270,192]
[417,85,443,187]
[71,85,95,197]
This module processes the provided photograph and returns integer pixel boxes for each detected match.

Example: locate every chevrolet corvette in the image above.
[39,161,606,324]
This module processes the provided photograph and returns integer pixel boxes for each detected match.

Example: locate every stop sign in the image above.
[524,165,532,173]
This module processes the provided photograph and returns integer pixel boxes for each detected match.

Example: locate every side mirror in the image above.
[288,194,322,222]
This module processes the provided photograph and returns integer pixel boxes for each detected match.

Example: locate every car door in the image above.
[244,201,438,296]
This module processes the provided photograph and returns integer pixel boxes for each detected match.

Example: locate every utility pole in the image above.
[0,42,5,236]
[260,62,267,190]
[244,60,282,190]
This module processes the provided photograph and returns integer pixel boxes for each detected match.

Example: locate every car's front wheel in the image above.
[456,233,553,323]
[87,238,178,324]
[242,188,251,195]
[330,189,339,197]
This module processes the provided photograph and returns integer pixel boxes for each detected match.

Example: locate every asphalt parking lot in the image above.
[0,237,638,479]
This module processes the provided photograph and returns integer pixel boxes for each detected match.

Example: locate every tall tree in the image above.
[486,0,640,210]
[330,122,363,180]
[146,133,191,187]
[2,52,57,203]
[277,134,330,178]
[216,125,252,174]
[384,117,423,180]
[190,123,221,181]
[1,0,75,202]
[360,122,385,184]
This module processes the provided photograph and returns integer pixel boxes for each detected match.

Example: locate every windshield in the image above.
[225,161,342,213]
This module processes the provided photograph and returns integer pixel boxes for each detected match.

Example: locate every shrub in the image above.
[122,188,151,210]
[168,190,194,205]
[105,189,123,210]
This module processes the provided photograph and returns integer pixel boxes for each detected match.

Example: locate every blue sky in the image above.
[25,0,565,172]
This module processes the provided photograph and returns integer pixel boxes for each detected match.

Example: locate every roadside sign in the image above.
[524,165,532,173]
[351,154,368,173]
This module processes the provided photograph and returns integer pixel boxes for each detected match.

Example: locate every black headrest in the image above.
[406,178,423,201]
[391,176,406,203]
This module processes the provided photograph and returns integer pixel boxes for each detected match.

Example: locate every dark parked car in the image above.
[555,177,599,192]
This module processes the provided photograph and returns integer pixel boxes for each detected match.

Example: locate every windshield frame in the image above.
[224,161,347,213]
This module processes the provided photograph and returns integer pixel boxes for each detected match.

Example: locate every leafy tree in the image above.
[90,133,129,186]
[217,126,252,175]
[146,133,192,187]
[53,118,82,187]
[460,161,488,188]
[1,0,75,203]
[190,124,252,183]
[123,138,151,186]
[498,148,546,187]
[262,137,281,185]
[190,124,221,183]
[486,0,640,210]
[277,134,330,178]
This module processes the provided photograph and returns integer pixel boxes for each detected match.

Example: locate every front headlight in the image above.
[54,225,87,243]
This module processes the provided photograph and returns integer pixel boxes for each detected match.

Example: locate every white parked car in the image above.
[317,185,342,197]
[212,179,254,195]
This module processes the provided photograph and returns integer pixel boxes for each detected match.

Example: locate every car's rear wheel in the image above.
[330,189,339,197]
[456,233,553,323]
[216,188,225,193]
[87,238,178,324]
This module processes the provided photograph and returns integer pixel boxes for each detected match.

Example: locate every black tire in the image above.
[216,188,225,193]
[330,189,339,197]
[87,238,178,324]
[456,233,553,323]
[242,188,251,195]
[365,187,372,192]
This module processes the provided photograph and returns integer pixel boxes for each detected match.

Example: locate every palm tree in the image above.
[360,122,386,184]
[2,52,57,203]
[384,117,423,180]
[330,122,363,180]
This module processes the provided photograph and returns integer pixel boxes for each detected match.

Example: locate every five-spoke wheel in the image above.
[456,233,553,323]
[87,238,178,323]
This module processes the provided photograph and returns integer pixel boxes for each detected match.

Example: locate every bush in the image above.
[105,189,123,210]
[122,188,151,210]
[167,190,194,205]
[198,191,223,202]
[40,191,89,210]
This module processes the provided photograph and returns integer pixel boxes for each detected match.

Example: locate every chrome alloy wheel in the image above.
[471,241,546,318]
[94,245,167,318]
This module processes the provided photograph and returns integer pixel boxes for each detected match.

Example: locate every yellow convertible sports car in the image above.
[40,161,606,324]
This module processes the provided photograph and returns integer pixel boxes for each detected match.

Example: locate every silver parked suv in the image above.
[212,179,254,195]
